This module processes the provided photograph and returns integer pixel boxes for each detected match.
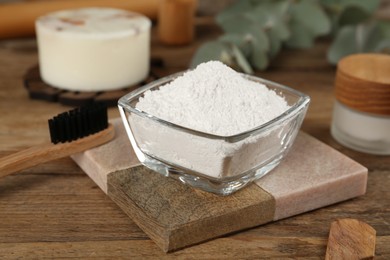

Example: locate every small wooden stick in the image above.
[325,218,376,260]
[0,124,114,178]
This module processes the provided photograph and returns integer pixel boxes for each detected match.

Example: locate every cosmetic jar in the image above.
[331,54,390,155]
[36,7,151,92]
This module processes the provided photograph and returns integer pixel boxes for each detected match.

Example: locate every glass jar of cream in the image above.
[331,54,390,155]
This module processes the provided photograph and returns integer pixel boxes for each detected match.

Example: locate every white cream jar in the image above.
[331,54,390,155]
[35,7,151,91]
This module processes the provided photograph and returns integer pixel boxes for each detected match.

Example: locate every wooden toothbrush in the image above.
[0,103,115,178]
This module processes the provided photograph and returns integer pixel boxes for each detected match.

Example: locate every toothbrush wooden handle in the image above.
[0,124,114,178]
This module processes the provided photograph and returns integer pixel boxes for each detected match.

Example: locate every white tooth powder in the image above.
[130,61,294,178]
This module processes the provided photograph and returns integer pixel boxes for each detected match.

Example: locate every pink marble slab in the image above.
[255,132,367,220]
[72,117,367,222]
[72,119,140,193]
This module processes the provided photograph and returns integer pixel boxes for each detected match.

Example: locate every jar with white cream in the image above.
[331,54,390,155]
[35,7,151,92]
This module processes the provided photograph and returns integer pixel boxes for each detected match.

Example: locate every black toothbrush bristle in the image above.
[48,103,108,144]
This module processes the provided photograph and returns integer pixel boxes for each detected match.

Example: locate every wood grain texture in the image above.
[108,166,275,252]
[325,219,376,259]
[0,124,114,178]
[335,54,390,115]
[0,17,389,258]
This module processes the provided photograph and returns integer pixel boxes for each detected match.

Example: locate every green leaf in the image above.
[192,0,384,72]
[378,21,390,39]
[358,22,390,53]
[216,0,253,24]
[285,20,314,49]
[338,5,371,26]
[250,1,290,40]
[360,22,383,52]
[320,0,380,13]
[374,39,390,52]
[190,41,229,68]
[247,5,269,26]
[268,0,290,17]
[231,44,253,74]
[220,49,235,67]
[327,26,357,64]
[342,0,380,13]
[248,27,270,51]
[272,20,290,41]
[328,21,390,64]
[267,29,282,58]
[291,0,331,36]
[217,13,255,34]
[250,47,269,70]
[219,33,251,56]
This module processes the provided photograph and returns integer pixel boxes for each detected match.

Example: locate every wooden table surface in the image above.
[0,18,389,259]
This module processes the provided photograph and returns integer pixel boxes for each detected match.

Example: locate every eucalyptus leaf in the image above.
[251,1,290,40]
[190,41,229,68]
[248,5,269,26]
[272,21,290,41]
[360,22,383,52]
[220,49,235,67]
[231,45,253,74]
[338,5,370,26]
[218,13,255,34]
[374,39,390,52]
[216,0,253,24]
[267,0,290,17]
[192,0,385,72]
[267,30,282,58]
[327,26,357,64]
[291,0,331,36]
[219,33,251,56]
[378,21,390,39]
[328,22,389,65]
[341,0,380,13]
[285,20,314,49]
[320,0,380,13]
[248,27,270,51]
[250,45,269,70]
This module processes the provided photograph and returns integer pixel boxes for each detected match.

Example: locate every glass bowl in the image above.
[118,72,310,195]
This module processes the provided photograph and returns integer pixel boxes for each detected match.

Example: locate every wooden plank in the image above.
[0,174,147,243]
[108,167,274,252]
[1,236,390,259]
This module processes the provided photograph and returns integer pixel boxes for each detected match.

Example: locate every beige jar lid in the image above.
[335,53,390,116]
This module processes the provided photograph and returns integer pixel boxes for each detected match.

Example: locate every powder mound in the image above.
[136,61,290,136]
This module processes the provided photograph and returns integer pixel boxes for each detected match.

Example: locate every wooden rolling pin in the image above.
[0,0,159,39]
[158,0,197,45]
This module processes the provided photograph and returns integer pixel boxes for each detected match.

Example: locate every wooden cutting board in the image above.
[72,118,368,252]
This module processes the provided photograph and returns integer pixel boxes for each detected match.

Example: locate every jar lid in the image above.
[335,54,390,116]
